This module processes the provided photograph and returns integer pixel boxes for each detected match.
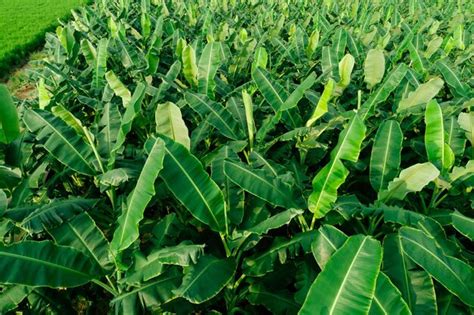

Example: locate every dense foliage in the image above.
[1,0,473,313]
[0,0,87,75]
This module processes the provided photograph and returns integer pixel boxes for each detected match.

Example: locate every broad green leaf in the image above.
[458,112,474,148]
[224,160,295,208]
[299,236,382,315]
[0,286,31,313]
[369,273,411,315]
[155,102,190,150]
[246,208,303,235]
[105,71,131,107]
[399,227,474,306]
[364,49,385,89]
[360,63,408,120]
[378,163,440,202]
[185,92,241,140]
[159,136,227,233]
[110,138,165,253]
[311,224,348,269]
[247,284,299,315]
[281,72,317,111]
[322,46,339,80]
[309,114,366,217]
[97,103,121,158]
[243,231,317,277]
[93,38,108,89]
[80,39,96,68]
[435,59,469,97]
[451,211,474,241]
[48,212,111,270]
[198,42,222,97]
[19,198,96,233]
[0,241,101,287]
[333,28,347,60]
[182,44,198,86]
[398,77,444,112]
[445,116,466,157]
[308,159,349,218]
[306,79,334,127]
[424,100,446,170]
[370,120,403,192]
[383,234,437,314]
[0,85,20,144]
[24,109,96,175]
[173,255,236,304]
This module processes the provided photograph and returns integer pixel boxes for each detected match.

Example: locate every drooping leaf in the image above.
[19,198,96,233]
[110,138,165,253]
[173,255,236,304]
[369,273,411,315]
[281,72,317,111]
[299,236,382,315]
[398,77,444,112]
[451,211,474,241]
[399,227,474,306]
[246,208,303,235]
[125,243,205,283]
[111,267,181,312]
[48,212,112,270]
[243,231,318,277]
[23,109,96,176]
[185,92,242,140]
[155,102,190,150]
[247,284,300,315]
[306,79,334,127]
[311,224,348,269]
[360,63,408,120]
[0,85,20,144]
[159,136,227,233]
[105,71,131,107]
[383,234,437,314]
[370,120,403,192]
[378,163,440,202]
[435,59,469,97]
[0,241,101,287]
[224,160,295,208]
[0,286,31,313]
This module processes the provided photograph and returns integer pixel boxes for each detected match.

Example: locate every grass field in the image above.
[0,0,86,75]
